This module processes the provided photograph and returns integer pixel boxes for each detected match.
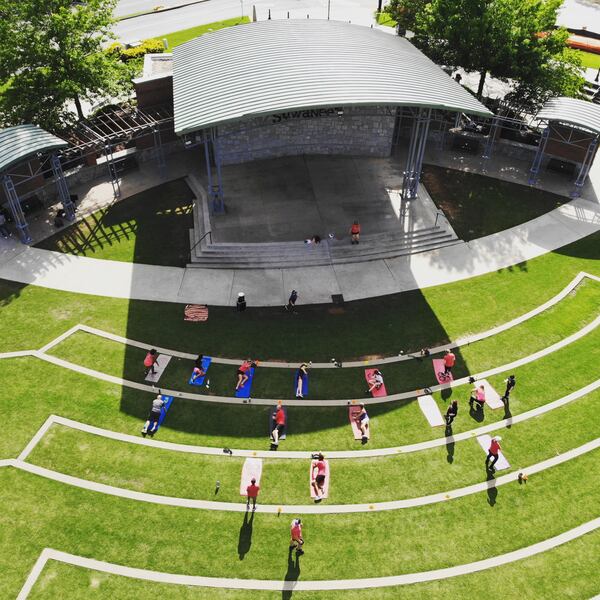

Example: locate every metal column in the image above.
[528,127,550,185]
[2,175,31,243]
[104,143,121,199]
[50,154,76,221]
[482,117,500,159]
[401,108,431,200]
[152,126,167,179]
[203,128,224,213]
[571,136,598,197]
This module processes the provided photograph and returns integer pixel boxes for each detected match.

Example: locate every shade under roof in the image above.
[536,97,600,135]
[0,124,67,174]
[173,19,493,135]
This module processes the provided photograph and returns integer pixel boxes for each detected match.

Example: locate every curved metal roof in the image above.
[173,20,492,135]
[536,97,600,135]
[0,124,67,174]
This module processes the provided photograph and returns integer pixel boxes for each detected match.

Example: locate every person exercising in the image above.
[355,403,370,442]
[271,403,286,445]
[295,363,309,398]
[290,518,304,555]
[141,394,166,437]
[191,353,206,383]
[367,369,384,394]
[236,359,253,391]
[311,453,327,502]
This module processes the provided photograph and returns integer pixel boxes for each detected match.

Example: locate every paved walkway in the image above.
[7,438,599,514]
[17,518,600,596]
[0,146,599,306]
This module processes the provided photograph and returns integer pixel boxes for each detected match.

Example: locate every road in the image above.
[114,0,379,42]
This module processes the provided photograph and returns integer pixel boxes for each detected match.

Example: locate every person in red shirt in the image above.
[236,359,253,391]
[443,350,456,375]
[486,436,502,471]
[289,518,304,555]
[311,453,327,501]
[246,477,260,511]
[271,404,286,445]
[143,349,159,376]
[350,220,361,244]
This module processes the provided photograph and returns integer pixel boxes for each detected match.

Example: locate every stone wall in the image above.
[217,106,395,165]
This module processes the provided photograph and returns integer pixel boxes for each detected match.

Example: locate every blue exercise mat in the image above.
[144,395,174,436]
[188,356,212,386]
[235,366,255,398]
[294,371,308,397]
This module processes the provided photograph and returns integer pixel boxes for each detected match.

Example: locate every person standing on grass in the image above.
[445,399,458,426]
[469,384,486,411]
[271,403,286,445]
[502,375,516,402]
[290,518,304,555]
[311,453,327,502]
[443,350,455,376]
[295,363,309,398]
[141,394,165,437]
[144,349,159,376]
[246,478,260,511]
[285,290,298,312]
[350,220,361,244]
[486,436,502,471]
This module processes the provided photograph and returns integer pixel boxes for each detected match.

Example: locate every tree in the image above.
[0,0,130,130]
[385,0,584,106]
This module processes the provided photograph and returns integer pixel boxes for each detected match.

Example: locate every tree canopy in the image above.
[0,0,130,130]
[384,0,584,109]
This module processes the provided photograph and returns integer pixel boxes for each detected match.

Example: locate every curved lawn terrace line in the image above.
[42,271,600,367]
[7,438,600,514]
[34,313,600,406]
[37,378,600,459]
[17,519,600,596]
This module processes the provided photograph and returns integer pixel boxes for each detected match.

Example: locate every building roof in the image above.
[173,20,493,135]
[0,124,68,174]
[536,97,600,136]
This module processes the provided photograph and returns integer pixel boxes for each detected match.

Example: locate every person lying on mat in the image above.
[271,404,286,445]
[311,453,327,502]
[367,369,384,394]
[295,363,310,398]
[141,394,166,437]
[191,353,206,383]
[469,384,486,411]
[355,403,370,441]
[236,359,253,391]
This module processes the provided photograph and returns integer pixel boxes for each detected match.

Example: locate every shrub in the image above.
[119,39,164,62]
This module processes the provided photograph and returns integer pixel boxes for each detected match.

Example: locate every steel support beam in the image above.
[2,175,31,243]
[482,117,500,159]
[50,154,76,221]
[401,108,431,200]
[104,144,121,199]
[571,135,598,198]
[152,126,167,178]
[528,127,550,185]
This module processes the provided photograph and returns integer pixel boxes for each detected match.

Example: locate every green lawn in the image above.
[45,276,600,401]
[376,12,396,27]
[26,388,600,505]
[422,165,568,240]
[159,16,251,49]
[35,178,194,267]
[27,526,600,599]
[7,226,600,361]
[576,49,600,69]
[2,450,598,598]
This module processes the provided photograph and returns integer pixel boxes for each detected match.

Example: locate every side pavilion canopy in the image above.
[536,97,600,135]
[173,19,493,135]
[0,124,68,174]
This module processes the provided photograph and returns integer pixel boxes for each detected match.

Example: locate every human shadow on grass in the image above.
[445,426,455,463]
[238,510,255,560]
[469,404,485,424]
[282,548,301,600]
[486,470,498,507]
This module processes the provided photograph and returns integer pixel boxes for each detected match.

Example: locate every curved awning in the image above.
[173,19,493,135]
[0,124,68,174]
[536,97,600,136]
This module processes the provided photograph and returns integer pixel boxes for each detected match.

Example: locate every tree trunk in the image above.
[476,71,487,100]
[73,94,84,121]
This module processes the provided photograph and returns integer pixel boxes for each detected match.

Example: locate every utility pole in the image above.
[327,0,331,19]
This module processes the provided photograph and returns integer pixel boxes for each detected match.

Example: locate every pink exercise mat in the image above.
[309,459,330,499]
[432,358,454,385]
[364,369,387,397]
[349,405,370,440]
[240,458,263,496]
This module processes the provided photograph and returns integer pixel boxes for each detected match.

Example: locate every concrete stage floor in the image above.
[209,155,441,243]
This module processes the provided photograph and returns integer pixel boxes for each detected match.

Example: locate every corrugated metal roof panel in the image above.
[536,97,600,135]
[0,124,68,174]
[173,20,493,135]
